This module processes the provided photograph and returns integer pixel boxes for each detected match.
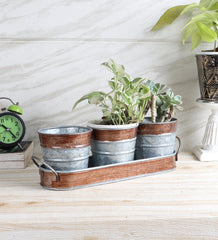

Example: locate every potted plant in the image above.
[73,59,150,166]
[151,0,218,101]
[135,80,183,159]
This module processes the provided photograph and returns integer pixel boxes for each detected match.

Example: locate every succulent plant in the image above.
[145,80,183,123]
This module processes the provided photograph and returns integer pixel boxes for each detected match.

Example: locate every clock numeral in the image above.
[1,119,4,123]
[2,137,5,141]
[7,139,10,142]
[11,118,13,122]
[15,121,18,126]
[16,132,19,136]
[5,117,8,121]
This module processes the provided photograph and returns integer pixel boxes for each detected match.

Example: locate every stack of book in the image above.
[0,141,34,169]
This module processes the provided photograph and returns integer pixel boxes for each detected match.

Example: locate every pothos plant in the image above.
[152,0,218,51]
[144,80,183,123]
[73,59,150,125]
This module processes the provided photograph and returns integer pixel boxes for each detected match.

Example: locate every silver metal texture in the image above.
[38,126,91,171]
[135,133,176,159]
[38,126,90,135]
[41,146,90,171]
[32,156,60,182]
[91,138,136,166]
[87,121,138,167]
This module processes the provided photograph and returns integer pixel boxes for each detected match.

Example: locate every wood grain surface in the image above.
[0,152,218,240]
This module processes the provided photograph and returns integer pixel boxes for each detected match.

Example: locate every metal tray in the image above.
[32,151,178,191]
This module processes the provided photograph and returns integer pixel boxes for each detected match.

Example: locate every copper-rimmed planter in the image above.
[135,118,177,159]
[38,126,92,171]
[87,121,138,167]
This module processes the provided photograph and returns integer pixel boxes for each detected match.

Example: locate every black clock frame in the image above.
[0,112,26,149]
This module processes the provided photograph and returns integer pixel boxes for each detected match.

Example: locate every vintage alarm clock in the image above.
[0,97,25,150]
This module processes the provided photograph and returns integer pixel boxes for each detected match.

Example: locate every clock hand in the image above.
[8,130,17,138]
[0,125,7,135]
[0,125,17,138]
[10,131,17,138]
[0,124,8,130]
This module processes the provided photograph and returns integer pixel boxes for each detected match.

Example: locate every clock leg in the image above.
[18,143,23,151]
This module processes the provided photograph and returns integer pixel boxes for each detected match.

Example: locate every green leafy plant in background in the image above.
[145,80,183,123]
[152,0,218,51]
[73,59,150,125]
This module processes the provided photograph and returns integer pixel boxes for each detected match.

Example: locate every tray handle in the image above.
[32,156,60,182]
[175,136,181,161]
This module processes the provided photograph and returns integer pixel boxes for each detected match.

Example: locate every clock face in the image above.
[0,112,25,147]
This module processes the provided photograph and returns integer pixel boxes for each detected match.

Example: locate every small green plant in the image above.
[145,80,183,123]
[73,59,150,125]
[152,0,218,51]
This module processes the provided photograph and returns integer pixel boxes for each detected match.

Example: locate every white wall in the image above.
[0,0,210,153]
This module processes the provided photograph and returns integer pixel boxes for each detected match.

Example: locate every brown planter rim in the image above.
[87,121,138,141]
[38,126,92,149]
[137,118,177,135]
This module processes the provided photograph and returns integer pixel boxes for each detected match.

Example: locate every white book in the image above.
[0,141,34,169]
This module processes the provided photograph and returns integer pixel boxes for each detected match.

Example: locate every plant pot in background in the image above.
[38,126,92,171]
[135,118,177,159]
[87,121,138,167]
[196,52,218,101]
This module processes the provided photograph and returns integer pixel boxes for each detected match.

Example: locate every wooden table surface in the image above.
[0,152,218,240]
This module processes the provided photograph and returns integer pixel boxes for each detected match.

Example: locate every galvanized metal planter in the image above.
[196,52,218,101]
[87,121,138,166]
[135,118,178,159]
[32,152,178,191]
[38,126,92,171]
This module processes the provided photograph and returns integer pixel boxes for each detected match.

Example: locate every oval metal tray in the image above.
[32,152,178,191]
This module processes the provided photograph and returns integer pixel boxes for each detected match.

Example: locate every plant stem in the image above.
[160,115,165,122]
[165,106,174,122]
[151,94,156,123]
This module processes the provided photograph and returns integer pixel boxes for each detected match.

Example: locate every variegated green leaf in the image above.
[72,91,106,109]
[108,80,115,90]
[197,22,217,42]
[199,0,217,9]
[209,2,218,10]
[152,5,188,30]
[182,24,197,44]
[180,3,198,16]
[191,29,202,50]
[88,92,106,105]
